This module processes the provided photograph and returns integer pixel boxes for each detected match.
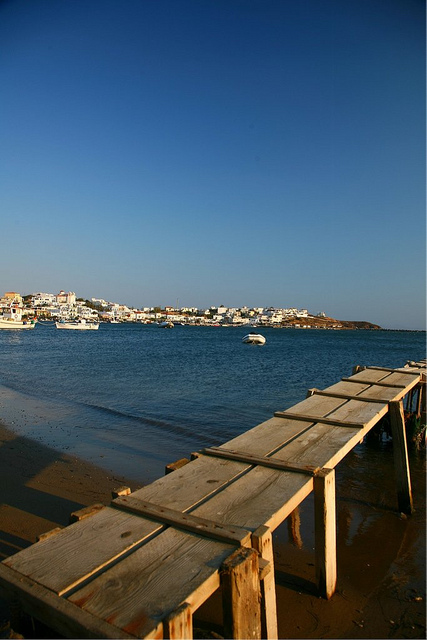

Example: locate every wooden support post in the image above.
[163,602,192,639]
[352,364,364,374]
[220,547,262,640]
[420,382,426,415]
[314,468,336,599]
[389,400,413,515]
[415,384,422,418]
[406,389,413,412]
[252,526,278,640]
[287,507,303,549]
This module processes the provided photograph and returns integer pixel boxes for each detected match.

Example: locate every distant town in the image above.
[0,290,381,330]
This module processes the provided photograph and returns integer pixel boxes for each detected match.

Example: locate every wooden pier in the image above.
[0,359,425,639]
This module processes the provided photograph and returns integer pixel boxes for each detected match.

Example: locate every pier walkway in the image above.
[0,360,425,639]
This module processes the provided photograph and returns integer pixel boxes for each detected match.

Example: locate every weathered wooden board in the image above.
[322,398,388,427]
[276,393,348,419]
[130,455,251,512]
[68,528,235,639]
[201,446,320,475]
[0,564,132,639]
[275,393,388,428]
[4,507,165,596]
[220,416,313,456]
[191,466,313,533]
[320,380,399,402]
[346,368,419,390]
[112,495,252,546]
[324,372,420,402]
[267,422,370,470]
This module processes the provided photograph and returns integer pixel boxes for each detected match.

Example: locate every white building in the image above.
[31,292,57,306]
[56,290,76,305]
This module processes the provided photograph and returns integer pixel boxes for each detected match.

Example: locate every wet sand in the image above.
[0,421,425,639]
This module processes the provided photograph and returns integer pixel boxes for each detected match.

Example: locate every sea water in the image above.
[0,324,424,483]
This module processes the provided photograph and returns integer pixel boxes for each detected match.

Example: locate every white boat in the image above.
[242,332,266,345]
[55,319,99,330]
[158,321,174,328]
[0,303,36,329]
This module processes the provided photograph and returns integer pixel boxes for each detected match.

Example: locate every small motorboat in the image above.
[55,319,99,330]
[242,332,266,345]
[158,321,174,328]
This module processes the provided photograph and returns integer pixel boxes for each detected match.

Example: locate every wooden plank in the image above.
[309,388,390,404]
[129,454,251,513]
[112,495,252,547]
[274,411,364,428]
[321,380,400,402]
[366,366,422,376]
[192,465,313,534]
[314,469,336,599]
[201,446,320,475]
[0,564,132,639]
[341,378,407,388]
[3,507,165,596]
[36,527,62,542]
[278,393,348,420]
[69,504,105,523]
[221,415,315,457]
[220,547,261,640]
[389,400,413,515]
[163,602,192,639]
[112,487,131,498]
[264,423,370,471]
[319,398,389,428]
[165,458,190,475]
[344,368,420,390]
[251,526,277,640]
[68,528,235,639]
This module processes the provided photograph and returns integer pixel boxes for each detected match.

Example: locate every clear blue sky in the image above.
[1,0,425,329]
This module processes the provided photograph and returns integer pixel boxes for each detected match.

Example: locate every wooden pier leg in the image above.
[420,382,426,415]
[287,507,303,549]
[314,468,336,599]
[252,526,278,640]
[163,602,192,639]
[415,384,422,418]
[389,400,413,515]
[406,389,414,412]
[220,547,261,640]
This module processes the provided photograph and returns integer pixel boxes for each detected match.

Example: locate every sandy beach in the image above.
[0,420,425,639]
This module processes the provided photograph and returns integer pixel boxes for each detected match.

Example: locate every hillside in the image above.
[281,315,382,330]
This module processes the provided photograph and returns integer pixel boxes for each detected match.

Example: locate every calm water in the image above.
[0,324,424,483]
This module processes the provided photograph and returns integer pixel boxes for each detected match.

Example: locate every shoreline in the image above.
[0,420,425,639]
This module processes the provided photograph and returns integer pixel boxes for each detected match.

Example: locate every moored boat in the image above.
[0,316,36,329]
[242,332,266,345]
[158,321,174,328]
[56,319,99,330]
[0,298,36,329]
